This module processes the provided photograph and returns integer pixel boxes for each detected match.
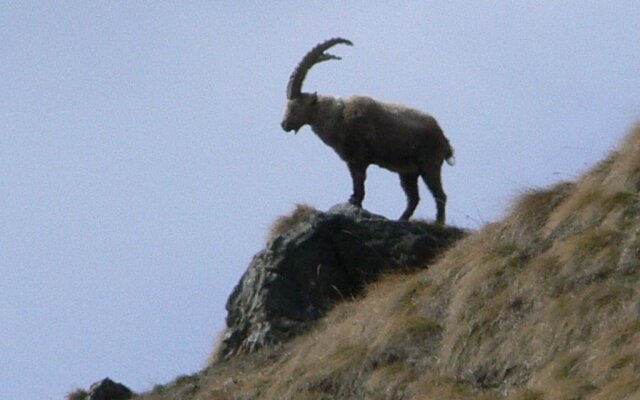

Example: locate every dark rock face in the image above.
[218,204,466,359]
[86,378,133,400]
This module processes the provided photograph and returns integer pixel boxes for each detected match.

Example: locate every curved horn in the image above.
[286,37,353,100]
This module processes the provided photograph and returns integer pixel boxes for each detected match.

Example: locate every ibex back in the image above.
[281,38,455,224]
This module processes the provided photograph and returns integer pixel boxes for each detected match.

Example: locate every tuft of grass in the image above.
[509,182,574,230]
[603,190,637,210]
[573,228,621,255]
[174,373,198,385]
[509,389,545,400]
[610,320,640,349]
[392,275,429,313]
[611,354,635,371]
[66,389,88,400]
[602,124,640,192]
[299,342,370,397]
[553,227,623,283]
[410,375,483,400]
[555,352,582,380]
[545,132,640,233]
[150,383,166,395]
[402,316,442,337]
[590,151,617,177]
[267,203,318,242]
[546,187,604,232]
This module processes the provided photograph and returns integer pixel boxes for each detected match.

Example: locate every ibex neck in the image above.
[310,95,345,148]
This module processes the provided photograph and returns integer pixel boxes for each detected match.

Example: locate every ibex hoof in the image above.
[348,197,363,208]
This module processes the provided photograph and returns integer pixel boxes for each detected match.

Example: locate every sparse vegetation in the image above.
[133,124,640,399]
[66,389,88,400]
[267,203,318,242]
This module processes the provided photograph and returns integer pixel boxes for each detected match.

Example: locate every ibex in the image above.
[281,38,455,224]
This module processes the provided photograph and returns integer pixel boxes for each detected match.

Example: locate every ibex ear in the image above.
[310,92,318,105]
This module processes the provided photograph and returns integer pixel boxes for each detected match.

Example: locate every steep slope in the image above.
[135,125,640,400]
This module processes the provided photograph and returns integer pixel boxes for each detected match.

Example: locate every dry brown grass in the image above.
[66,389,88,400]
[267,203,319,242]
[136,124,640,400]
[546,124,640,234]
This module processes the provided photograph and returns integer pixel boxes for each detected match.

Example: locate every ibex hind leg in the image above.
[421,167,447,225]
[399,173,420,221]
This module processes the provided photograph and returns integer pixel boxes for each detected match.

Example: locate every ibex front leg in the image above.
[347,163,367,207]
[399,173,420,221]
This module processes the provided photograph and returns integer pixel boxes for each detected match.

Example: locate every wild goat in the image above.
[281,38,455,224]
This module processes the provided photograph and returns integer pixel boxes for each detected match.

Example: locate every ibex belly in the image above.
[365,130,431,174]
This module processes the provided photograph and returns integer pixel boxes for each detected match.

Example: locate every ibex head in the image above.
[281,38,353,133]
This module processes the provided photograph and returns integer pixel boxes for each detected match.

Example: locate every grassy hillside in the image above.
[140,125,640,400]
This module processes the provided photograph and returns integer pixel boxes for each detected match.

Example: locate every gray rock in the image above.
[218,203,466,359]
[86,378,133,400]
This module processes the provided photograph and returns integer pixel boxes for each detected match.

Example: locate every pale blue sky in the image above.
[2,2,639,399]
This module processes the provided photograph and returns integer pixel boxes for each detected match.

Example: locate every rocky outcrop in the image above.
[84,378,133,400]
[218,204,465,359]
